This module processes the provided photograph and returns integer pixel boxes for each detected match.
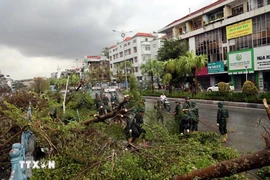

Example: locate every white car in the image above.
[104,86,117,93]
[207,83,235,92]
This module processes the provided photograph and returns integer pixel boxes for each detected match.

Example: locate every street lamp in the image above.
[112,30,132,90]
[245,65,248,82]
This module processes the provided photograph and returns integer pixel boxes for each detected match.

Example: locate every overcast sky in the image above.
[0,0,216,80]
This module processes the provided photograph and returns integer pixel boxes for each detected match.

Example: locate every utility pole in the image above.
[112,30,132,91]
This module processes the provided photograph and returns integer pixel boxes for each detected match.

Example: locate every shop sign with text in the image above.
[254,46,270,70]
[227,49,254,74]
[226,19,252,40]
[207,61,224,74]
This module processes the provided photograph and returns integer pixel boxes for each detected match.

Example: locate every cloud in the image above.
[0,0,215,80]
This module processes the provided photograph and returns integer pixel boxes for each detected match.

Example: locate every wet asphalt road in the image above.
[145,98,267,155]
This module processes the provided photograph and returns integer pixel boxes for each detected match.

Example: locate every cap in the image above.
[185,97,190,100]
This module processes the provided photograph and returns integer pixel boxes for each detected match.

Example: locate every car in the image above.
[104,86,117,93]
[207,83,235,92]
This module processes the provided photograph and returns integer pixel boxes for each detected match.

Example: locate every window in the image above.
[258,0,264,8]
[134,57,138,62]
[153,44,157,48]
[135,67,138,72]
[128,42,130,45]
[145,45,150,51]
[133,47,137,53]
[268,0,270,5]
[133,39,136,43]
[145,38,148,41]
[232,5,243,16]
[179,28,183,34]
[194,19,202,30]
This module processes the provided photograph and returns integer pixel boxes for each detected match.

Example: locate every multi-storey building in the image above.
[83,56,110,83]
[109,32,164,82]
[158,0,270,91]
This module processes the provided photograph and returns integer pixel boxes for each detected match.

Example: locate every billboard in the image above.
[227,49,254,74]
[226,19,252,40]
[254,46,270,70]
[207,61,225,74]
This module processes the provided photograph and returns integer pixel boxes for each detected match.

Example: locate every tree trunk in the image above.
[81,96,130,126]
[173,148,270,180]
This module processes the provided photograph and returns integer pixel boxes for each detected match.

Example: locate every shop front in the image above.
[227,49,255,90]
[254,46,270,91]
[207,61,231,86]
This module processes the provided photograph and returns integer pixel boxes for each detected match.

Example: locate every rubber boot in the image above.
[221,135,227,143]
[224,134,228,140]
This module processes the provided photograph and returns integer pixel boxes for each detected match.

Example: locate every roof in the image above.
[162,0,227,29]
[86,56,101,59]
[133,32,155,38]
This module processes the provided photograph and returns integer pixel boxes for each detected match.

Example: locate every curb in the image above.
[143,96,265,109]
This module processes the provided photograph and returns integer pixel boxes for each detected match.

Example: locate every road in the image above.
[145,98,267,155]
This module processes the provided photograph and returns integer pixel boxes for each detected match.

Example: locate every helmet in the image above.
[217,102,223,108]
[138,107,145,112]
[185,96,190,100]
[175,99,180,103]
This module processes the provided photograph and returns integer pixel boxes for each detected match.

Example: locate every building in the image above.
[109,32,164,82]
[83,56,110,83]
[158,0,270,91]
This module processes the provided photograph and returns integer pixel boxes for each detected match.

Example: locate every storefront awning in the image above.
[196,67,208,76]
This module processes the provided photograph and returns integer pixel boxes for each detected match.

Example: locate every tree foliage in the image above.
[31,77,50,94]
[140,59,164,92]
[157,38,188,61]
[242,80,259,96]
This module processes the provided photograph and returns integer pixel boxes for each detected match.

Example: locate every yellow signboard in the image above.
[226,19,252,40]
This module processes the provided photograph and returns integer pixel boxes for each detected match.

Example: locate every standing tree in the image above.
[178,50,207,94]
[32,77,49,94]
[157,38,188,62]
[140,59,164,92]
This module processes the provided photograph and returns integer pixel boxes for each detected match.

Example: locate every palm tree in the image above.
[178,50,207,93]
[162,59,178,93]
[140,58,164,92]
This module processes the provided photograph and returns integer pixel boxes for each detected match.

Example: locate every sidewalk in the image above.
[143,96,265,109]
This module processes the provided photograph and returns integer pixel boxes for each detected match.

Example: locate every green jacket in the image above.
[174,104,183,119]
[190,106,199,122]
[182,101,191,109]
[217,107,229,124]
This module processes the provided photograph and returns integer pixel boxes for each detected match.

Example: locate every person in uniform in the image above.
[102,94,109,106]
[127,108,146,146]
[189,101,199,132]
[217,102,229,143]
[173,99,183,132]
[154,100,164,124]
[180,109,192,135]
[182,96,191,109]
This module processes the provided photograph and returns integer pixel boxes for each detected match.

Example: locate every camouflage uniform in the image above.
[174,100,183,132]
[180,111,192,134]
[182,97,191,109]
[189,101,199,131]
[155,100,164,124]
[217,102,229,142]
[127,108,146,142]
[102,95,109,106]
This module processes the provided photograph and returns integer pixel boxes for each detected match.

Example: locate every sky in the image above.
[0,0,216,80]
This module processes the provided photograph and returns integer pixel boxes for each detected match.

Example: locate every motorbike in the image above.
[162,98,171,112]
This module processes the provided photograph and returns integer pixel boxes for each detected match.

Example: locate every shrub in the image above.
[218,82,231,94]
[242,80,258,96]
